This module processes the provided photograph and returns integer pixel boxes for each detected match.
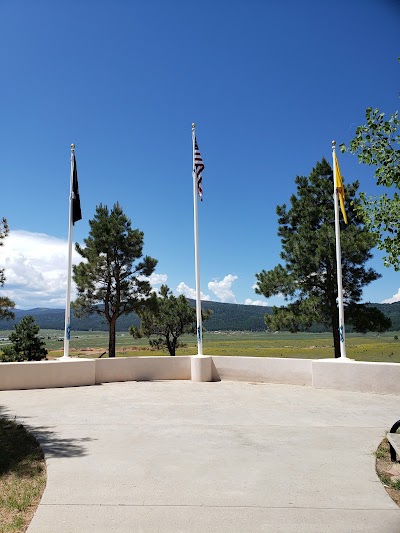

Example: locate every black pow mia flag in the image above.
[71,153,82,225]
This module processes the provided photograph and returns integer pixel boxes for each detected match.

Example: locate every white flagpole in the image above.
[61,143,75,359]
[332,140,347,359]
[192,123,203,356]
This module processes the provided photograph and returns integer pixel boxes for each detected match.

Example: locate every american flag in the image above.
[194,136,204,201]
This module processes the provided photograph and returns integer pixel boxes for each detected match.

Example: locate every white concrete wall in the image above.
[95,356,191,384]
[1,356,400,395]
[211,356,313,386]
[0,359,96,391]
[312,359,400,395]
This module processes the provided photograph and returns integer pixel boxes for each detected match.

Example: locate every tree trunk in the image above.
[166,336,175,356]
[109,319,116,358]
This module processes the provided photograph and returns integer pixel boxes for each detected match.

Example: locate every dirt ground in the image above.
[376,438,400,506]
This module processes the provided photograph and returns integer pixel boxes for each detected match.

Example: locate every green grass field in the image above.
[1,330,399,363]
[0,418,46,532]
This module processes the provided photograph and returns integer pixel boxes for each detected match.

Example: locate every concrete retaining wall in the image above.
[312,359,400,395]
[211,356,313,386]
[0,359,96,391]
[95,356,191,383]
[1,356,400,395]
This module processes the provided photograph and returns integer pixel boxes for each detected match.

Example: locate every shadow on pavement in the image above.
[0,404,94,460]
[26,425,94,458]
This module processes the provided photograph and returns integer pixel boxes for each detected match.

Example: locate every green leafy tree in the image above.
[0,217,15,320]
[345,303,391,334]
[1,316,47,362]
[254,158,390,358]
[340,96,400,269]
[73,203,157,358]
[131,285,212,356]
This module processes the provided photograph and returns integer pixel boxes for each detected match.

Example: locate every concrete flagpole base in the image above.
[316,357,354,362]
[191,355,212,382]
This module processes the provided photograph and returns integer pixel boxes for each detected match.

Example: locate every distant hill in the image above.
[369,302,400,331]
[0,301,269,332]
[0,300,399,332]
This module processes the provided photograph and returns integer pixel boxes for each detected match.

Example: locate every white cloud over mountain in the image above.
[208,274,238,303]
[0,230,81,309]
[244,298,269,307]
[381,289,400,304]
[0,231,173,309]
[176,282,211,301]
[176,275,271,306]
[0,232,284,310]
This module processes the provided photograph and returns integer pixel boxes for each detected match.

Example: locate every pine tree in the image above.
[131,285,212,356]
[0,217,15,320]
[1,316,47,362]
[73,203,157,357]
[255,158,390,358]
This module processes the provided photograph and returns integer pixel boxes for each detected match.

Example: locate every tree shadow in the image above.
[0,414,44,477]
[0,404,94,477]
[24,424,94,458]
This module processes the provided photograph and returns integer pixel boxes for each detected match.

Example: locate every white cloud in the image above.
[208,274,238,303]
[244,298,269,307]
[381,289,400,304]
[148,273,168,295]
[176,282,211,301]
[138,272,168,294]
[0,232,173,307]
[0,230,82,309]
[147,273,168,286]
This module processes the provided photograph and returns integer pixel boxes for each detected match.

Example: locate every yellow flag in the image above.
[333,151,348,224]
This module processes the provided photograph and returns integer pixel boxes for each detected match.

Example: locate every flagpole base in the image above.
[191,355,212,382]
[317,357,354,362]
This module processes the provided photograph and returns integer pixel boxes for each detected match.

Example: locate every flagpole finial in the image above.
[71,143,75,151]
[332,140,336,148]
[192,123,196,130]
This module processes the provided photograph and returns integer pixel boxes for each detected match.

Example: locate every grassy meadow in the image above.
[1,330,400,363]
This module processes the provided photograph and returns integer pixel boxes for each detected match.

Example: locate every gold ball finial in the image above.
[71,143,75,150]
[192,123,196,129]
[332,140,336,147]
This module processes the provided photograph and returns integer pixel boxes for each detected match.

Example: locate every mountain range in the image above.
[1,300,400,332]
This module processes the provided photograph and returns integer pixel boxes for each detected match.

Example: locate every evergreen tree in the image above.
[0,217,15,320]
[73,203,157,357]
[255,158,390,358]
[1,316,47,362]
[131,285,212,356]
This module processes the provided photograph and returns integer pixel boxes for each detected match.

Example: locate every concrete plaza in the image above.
[1,380,400,532]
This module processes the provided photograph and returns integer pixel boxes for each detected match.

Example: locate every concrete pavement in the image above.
[1,380,400,532]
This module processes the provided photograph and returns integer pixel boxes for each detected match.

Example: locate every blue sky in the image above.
[0,0,399,309]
